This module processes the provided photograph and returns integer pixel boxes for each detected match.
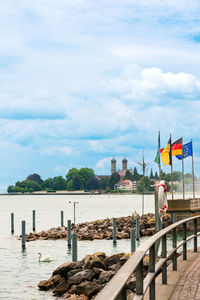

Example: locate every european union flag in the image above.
[176,141,192,160]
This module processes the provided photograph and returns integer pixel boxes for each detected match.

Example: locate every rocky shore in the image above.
[38,251,151,299]
[26,213,172,242]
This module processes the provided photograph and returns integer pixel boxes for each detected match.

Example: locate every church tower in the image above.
[122,158,128,170]
[111,158,116,174]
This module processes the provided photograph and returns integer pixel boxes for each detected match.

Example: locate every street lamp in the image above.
[69,201,79,228]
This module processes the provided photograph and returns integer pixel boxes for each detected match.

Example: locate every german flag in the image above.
[161,137,172,166]
[171,138,182,156]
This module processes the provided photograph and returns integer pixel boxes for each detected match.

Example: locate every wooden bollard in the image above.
[22,220,26,249]
[11,213,14,234]
[67,220,71,247]
[61,211,64,227]
[72,234,77,261]
[113,217,117,244]
[136,216,140,240]
[32,210,36,232]
[130,229,136,252]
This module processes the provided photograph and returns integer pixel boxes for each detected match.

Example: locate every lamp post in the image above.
[69,201,79,230]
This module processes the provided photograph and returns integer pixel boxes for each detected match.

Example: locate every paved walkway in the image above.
[144,250,200,300]
[170,254,200,300]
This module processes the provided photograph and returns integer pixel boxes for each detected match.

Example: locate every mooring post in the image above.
[22,220,26,249]
[136,216,140,240]
[32,210,36,232]
[67,220,71,247]
[173,213,177,223]
[61,211,64,227]
[130,229,136,252]
[11,213,14,234]
[72,233,77,261]
[113,217,117,244]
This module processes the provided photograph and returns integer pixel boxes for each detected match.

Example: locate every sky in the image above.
[1,0,200,191]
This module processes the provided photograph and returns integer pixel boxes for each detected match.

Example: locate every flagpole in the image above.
[182,137,185,199]
[191,139,195,199]
[170,134,174,200]
[158,131,161,180]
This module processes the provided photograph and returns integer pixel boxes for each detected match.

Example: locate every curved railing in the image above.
[95,215,200,300]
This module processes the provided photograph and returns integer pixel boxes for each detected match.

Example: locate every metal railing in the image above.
[95,215,200,300]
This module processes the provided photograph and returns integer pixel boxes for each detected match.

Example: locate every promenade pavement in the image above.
[144,250,200,300]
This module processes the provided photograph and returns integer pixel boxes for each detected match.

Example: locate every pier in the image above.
[95,214,200,300]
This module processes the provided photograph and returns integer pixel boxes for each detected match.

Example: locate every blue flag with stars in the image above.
[176,141,192,160]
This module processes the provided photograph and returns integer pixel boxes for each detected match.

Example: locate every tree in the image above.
[16,179,42,191]
[86,176,99,190]
[99,177,110,190]
[154,171,159,180]
[27,173,43,185]
[109,172,120,190]
[7,185,15,193]
[133,167,139,181]
[42,178,53,189]
[124,170,133,181]
[78,168,95,189]
[150,168,154,179]
[136,176,151,194]
[66,168,79,183]
[72,176,81,190]
[66,180,73,191]
[52,176,67,190]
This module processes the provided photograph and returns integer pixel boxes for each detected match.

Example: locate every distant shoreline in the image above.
[0,191,145,196]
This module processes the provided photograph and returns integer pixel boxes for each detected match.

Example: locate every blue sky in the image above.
[1,0,200,191]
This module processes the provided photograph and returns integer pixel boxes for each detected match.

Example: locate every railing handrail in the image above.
[95,214,200,300]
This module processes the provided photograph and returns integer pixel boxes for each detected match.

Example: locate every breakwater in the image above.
[38,251,151,299]
[25,213,172,242]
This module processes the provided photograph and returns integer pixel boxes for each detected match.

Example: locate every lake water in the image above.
[0,193,198,299]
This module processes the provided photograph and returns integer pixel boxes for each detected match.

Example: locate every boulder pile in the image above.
[38,251,151,299]
[26,213,172,242]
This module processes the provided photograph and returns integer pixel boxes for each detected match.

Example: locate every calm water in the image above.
[0,193,198,299]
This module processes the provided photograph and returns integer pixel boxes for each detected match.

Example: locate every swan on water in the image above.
[38,252,52,262]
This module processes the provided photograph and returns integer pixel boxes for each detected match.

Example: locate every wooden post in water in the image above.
[130,230,136,252]
[72,233,77,261]
[61,211,64,227]
[22,220,26,249]
[113,218,117,244]
[11,213,14,234]
[136,216,140,240]
[32,210,36,232]
[67,220,71,247]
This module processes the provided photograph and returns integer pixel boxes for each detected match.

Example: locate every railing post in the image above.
[162,234,167,284]
[183,222,187,260]
[11,213,14,234]
[130,230,136,253]
[173,228,177,270]
[32,210,36,232]
[113,217,117,244]
[136,260,143,295]
[194,219,197,252]
[149,244,155,300]
[136,216,140,240]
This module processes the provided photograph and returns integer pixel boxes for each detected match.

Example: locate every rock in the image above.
[84,255,106,270]
[38,279,54,290]
[53,277,68,296]
[50,274,62,285]
[107,262,122,272]
[64,294,89,300]
[106,253,125,266]
[68,269,83,279]
[69,280,103,297]
[68,269,96,286]
[53,262,82,278]
[97,270,115,284]
[126,275,136,291]
[119,253,131,265]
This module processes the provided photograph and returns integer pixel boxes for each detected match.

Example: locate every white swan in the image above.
[38,252,52,262]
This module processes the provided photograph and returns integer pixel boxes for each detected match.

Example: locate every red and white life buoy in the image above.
[158,180,168,217]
